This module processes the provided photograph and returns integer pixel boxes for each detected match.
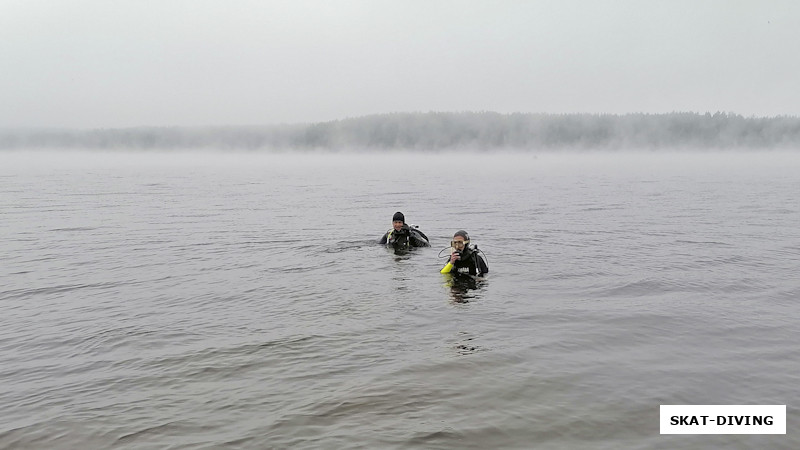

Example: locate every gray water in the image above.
[1,151,798,449]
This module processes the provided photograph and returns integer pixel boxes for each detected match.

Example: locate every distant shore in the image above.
[3,112,800,151]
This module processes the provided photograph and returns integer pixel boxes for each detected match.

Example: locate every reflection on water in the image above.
[443,274,485,303]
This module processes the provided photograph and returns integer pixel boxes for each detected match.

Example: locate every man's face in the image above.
[393,220,404,231]
[451,236,467,250]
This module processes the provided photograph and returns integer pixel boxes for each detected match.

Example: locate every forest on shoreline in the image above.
[3,112,800,151]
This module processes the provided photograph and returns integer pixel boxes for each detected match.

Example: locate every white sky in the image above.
[2,0,799,128]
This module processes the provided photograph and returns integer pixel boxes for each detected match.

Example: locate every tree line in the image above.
[3,112,800,151]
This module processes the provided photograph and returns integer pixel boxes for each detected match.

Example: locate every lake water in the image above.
[1,150,798,449]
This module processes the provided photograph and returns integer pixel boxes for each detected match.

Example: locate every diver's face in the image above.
[393,220,404,231]
[451,237,467,249]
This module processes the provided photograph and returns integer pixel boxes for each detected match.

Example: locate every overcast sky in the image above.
[2,0,799,128]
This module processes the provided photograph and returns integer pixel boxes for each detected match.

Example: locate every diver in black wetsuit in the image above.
[440,230,488,277]
[377,211,430,251]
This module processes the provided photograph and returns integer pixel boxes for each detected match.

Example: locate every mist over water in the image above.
[2,150,798,449]
[4,112,800,151]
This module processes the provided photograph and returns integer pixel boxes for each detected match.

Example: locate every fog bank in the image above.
[3,112,799,151]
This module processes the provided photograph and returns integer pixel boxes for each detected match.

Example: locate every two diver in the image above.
[378,212,489,277]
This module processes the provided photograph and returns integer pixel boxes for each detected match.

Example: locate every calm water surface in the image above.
[1,151,799,449]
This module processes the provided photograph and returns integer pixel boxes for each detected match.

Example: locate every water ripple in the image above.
[2,152,799,449]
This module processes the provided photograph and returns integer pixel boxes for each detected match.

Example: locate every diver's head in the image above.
[392,211,405,231]
[451,230,470,251]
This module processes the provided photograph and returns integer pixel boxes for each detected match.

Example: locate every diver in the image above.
[440,230,488,277]
[378,211,431,251]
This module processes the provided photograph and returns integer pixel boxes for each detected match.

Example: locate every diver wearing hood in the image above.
[378,211,431,250]
[440,230,488,277]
